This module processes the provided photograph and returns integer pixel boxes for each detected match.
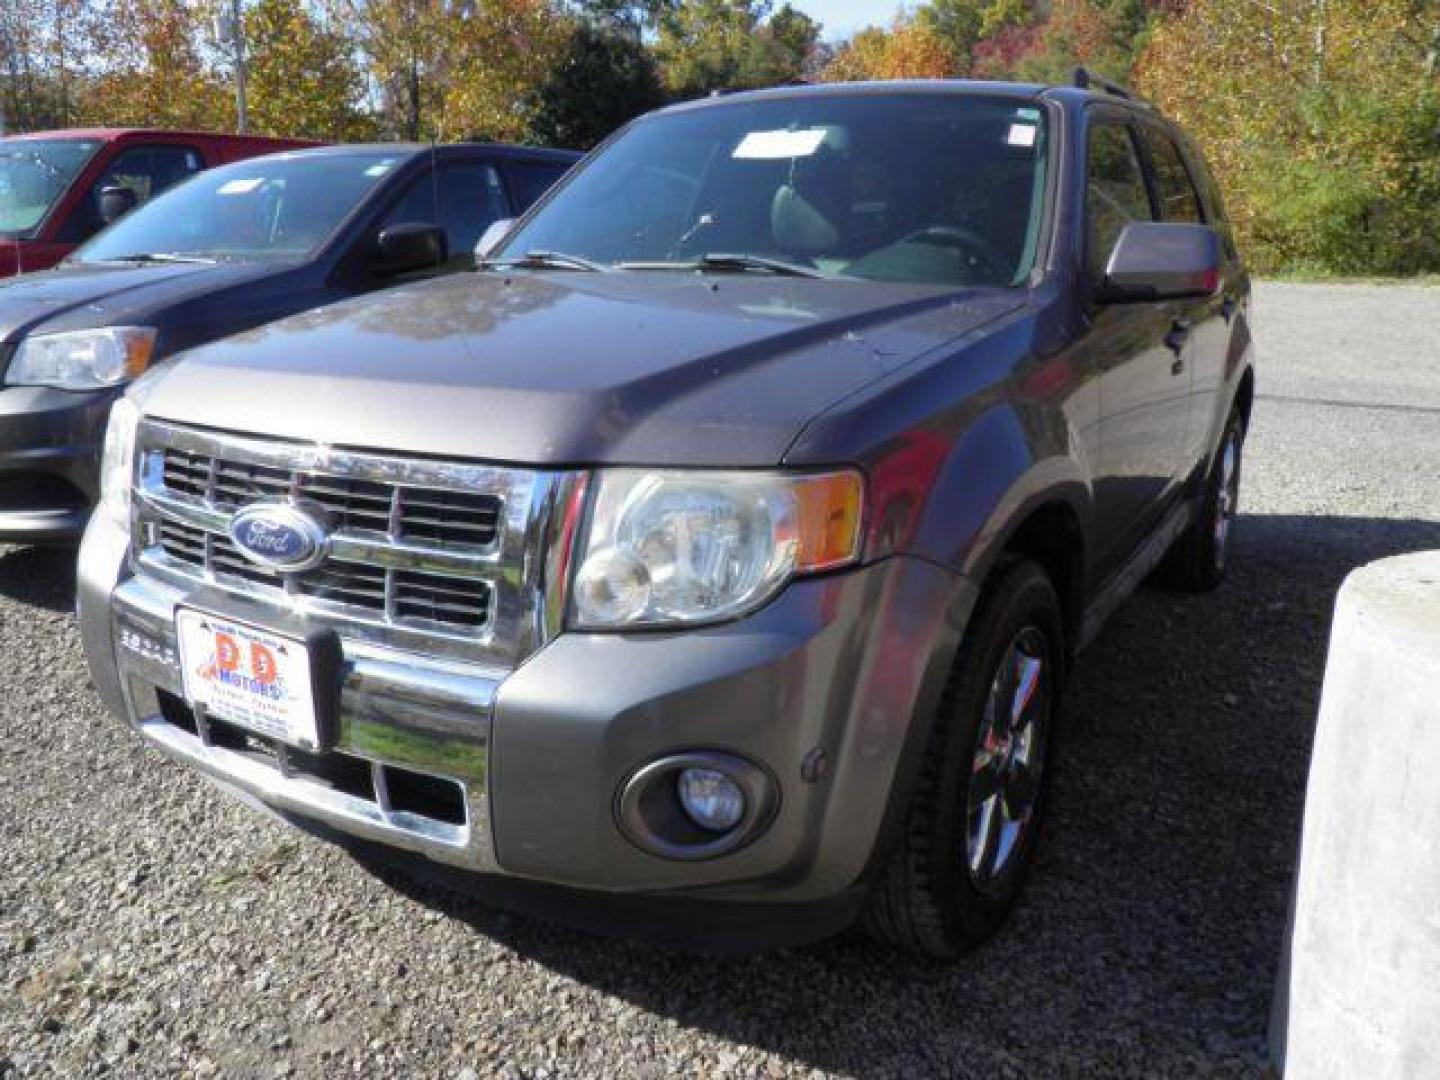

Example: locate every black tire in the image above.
[1161,406,1245,592]
[862,559,1065,959]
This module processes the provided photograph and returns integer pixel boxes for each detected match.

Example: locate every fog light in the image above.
[676,767,746,832]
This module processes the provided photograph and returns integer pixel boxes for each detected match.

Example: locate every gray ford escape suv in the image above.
[77,74,1253,958]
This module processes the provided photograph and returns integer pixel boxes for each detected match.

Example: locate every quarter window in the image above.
[1085,122,1154,281]
[1142,128,1204,224]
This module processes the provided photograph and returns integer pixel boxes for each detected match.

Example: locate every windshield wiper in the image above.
[477,249,604,272]
[106,252,216,265]
[618,253,822,278]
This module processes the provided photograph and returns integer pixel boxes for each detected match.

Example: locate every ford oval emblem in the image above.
[229,503,329,572]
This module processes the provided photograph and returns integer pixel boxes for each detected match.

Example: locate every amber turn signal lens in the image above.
[794,470,864,572]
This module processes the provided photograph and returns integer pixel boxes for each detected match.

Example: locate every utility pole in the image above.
[215,0,248,134]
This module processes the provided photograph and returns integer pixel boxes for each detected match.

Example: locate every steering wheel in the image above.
[902,226,1009,282]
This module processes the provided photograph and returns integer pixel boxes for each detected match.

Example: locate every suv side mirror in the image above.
[1098,222,1220,303]
[98,185,139,226]
[475,218,514,260]
[375,222,447,275]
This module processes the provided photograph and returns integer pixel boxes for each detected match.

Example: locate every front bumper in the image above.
[78,513,975,907]
[0,384,116,542]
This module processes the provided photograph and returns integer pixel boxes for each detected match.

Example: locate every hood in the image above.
[0,259,281,343]
[141,270,1025,467]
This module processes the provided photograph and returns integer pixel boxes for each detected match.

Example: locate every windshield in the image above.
[499,93,1049,287]
[75,151,407,264]
[0,138,101,237]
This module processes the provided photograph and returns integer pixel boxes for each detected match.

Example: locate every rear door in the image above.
[1082,109,1194,570]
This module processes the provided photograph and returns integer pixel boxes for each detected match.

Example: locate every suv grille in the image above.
[156,520,492,630]
[161,447,502,549]
[133,421,575,665]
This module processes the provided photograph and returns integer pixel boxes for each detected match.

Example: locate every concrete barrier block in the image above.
[1271,551,1440,1078]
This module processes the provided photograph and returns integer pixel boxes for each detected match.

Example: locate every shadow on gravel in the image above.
[0,544,77,614]
[359,511,1440,1075]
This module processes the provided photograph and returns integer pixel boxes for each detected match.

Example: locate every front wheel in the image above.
[862,560,1065,959]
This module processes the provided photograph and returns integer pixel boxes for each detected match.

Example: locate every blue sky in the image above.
[789,0,902,40]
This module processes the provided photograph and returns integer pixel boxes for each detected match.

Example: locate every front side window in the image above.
[74,152,402,264]
[1085,121,1154,280]
[499,94,1050,287]
[0,137,101,237]
[505,161,570,212]
[380,161,510,267]
[60,144,205,242]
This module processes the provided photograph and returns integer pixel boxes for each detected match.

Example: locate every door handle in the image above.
[1165,319,1191,354]
[1165,319,1190,376]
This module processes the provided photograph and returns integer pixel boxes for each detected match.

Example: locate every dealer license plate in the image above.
[175,609,321,750]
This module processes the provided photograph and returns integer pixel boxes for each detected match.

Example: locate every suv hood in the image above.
[141,271,1024,467]
[0,260,279,344]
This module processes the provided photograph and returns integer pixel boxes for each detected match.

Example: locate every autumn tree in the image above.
[1,0,98,130]
[243,0,373,139]
[85,0,231,128]
[1137,0,1440,274]
[819,14,956,81]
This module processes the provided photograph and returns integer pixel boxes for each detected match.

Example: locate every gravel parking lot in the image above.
[2,282,1438,1079]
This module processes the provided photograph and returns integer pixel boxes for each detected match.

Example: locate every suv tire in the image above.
[863,559,1064,959]
[1161,405,1245,592]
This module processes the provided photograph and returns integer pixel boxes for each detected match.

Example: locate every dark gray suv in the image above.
[77,73,1254,958]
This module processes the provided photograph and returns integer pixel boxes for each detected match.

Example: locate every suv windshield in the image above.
[75,151,406,264]
[0,138,102,237]
[500,93,1049,287]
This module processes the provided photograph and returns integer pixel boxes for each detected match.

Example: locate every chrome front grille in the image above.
[155,519,492,630]
[160,446,503,548]
[133,421,582,667]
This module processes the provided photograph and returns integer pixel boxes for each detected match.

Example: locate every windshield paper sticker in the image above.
[1007,123,1038,148]
[216,177,265,195]
[733,128,828,160]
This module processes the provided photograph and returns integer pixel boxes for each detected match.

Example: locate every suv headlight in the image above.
[569,469,863,629]
[97,396,141,529]
[6,327,157,390]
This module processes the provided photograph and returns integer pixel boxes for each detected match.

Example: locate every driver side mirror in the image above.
[98,185,139,226]
[374,222,447,276]
[1098,222,1220,303]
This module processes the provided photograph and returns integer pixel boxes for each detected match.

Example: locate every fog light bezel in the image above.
[616,751,777,861]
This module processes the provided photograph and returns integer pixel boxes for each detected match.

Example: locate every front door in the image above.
[1082,113,1195,572]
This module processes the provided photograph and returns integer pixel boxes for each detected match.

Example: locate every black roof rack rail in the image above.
[1072,66,1149,106]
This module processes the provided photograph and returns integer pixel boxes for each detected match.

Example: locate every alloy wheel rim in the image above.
[1214,433,1239,564]
[965,626,1050,889]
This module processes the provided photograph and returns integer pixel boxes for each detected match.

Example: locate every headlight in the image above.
[569,469,863,629]
[6,326,157,390]
[97,396,141,528]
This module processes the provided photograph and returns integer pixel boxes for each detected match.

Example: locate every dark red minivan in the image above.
[0,129,317,277]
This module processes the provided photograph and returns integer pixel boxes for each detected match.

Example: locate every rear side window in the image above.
[1141,127,1203,224]
[505,162,569,212]
[1085,121,1153,280]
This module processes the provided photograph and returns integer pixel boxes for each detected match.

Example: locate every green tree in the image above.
[527,19,663,148]
[654,0,764,96]
[244,0,374,139]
